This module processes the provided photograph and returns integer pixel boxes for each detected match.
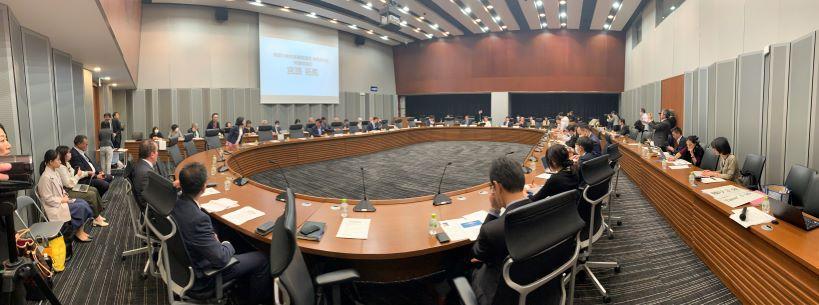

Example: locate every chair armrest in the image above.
[203,257,239,277]
[314,269,359,286]
[452,277,478,305]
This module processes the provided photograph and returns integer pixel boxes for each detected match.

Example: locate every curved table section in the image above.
[176,127,548,281]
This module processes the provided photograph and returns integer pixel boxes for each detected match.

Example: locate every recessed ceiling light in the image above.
[380,35,389,40]
[604,24,610,29]
[329,19,338,23]
[535,1,543,7]
[608,14,614,19]
[419,16,425,20]
[111,83,118,87]
[560,22,566,27]
[426,33,434,38]
[492,16,500,21]
[367,30,374,34]
[402,6,410,13]
[560,12,566,18]
[670,5,676,10]
[101,76,111,80]
[486,5,493,9]
[400,20,407,26]
[464,7,471,13]
[539,13,545,17]
[475,18,481,22]
[444,31,450,35]
[612,2,620,9]
[306,12,317,18]
[541,22,547,28]
[348,24,358,29]
[362,2,373,10]
[559,0,566,4]
[93,67,101,72]
[431,24,439,29]
[501,25,507,29]
[249,0,263,7]
[482,26,489,32]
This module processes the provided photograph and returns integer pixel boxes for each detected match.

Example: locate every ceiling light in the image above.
[482,26,489,32]
[400,20,407,26]
[111,83,118,87]
[493,16,500,21]
[559,0,566,4]
[329,19,338,23]
[419,16,425,20]
[280,7,290,11]
[464,7,471,13]
[612,2,620,9]
[306,12,317,18]
[501,25,507,29]
[414,28,420,32]
[380,35,389,40]
[560,22,566,27]
[431,24,439,29]
[535,1,543,7]
[444,31,450,35]
[559,11,566,18]
[604,23,610,29]
[93,67,101,72]
[249,0,264,7]
[401,6,410,13]
[426,33,433,38]
[362,2,373,10]
[348,24,358,29]
[367,30,374,35]
[475,18,481,22]
[101,76,111,80]
[486,5,493,9]
[608,14,614,19]
[670,5,676,10]
[541,22,547,28]
[539,13,545,17]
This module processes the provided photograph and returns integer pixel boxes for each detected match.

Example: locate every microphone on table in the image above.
[228,156,249,186]
[739,206,748,221]
[269,160,291,202]
[433,162,454,206]
[354,167,376,212]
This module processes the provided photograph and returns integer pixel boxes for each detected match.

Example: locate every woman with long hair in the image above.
[36,149,95,242]
[55,145,108,227]
[530,145,580,201]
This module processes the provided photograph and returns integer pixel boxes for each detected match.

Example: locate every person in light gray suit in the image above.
[99,121,114,176]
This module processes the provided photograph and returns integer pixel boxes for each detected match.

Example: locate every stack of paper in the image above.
[201,187,221,197]
[729,207,775,228]
[700,177,726,184]
[336,218,371,239]
[536,173,552,179]
[669,165,689,170]
[221,206,265,225]
[440,210,489,242]
[672,159,691,166]
[703,185,766,208]
[200,198,239,213]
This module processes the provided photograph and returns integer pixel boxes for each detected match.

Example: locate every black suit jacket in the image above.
[226,126,242,144]
[531,169,580,202]
[649,120,671,149]
[132,160,156,208]
[668,135,686,154]
[171,195,235,278]
[112,119,123,147]
[471,198,531,305]
[206,121,220,130]
[70,147,99,184]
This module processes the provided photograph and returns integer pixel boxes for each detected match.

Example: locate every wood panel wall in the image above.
[393,31,626,95]
[661,74,685,130]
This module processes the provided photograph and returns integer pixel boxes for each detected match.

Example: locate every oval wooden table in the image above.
[176,126,550,281]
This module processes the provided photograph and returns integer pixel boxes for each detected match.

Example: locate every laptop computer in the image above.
[771,199,818,231]
[72,183,89,193]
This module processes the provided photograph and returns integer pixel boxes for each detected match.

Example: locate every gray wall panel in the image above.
[734,52,765,167]
[72,61,85,137]
[707,64,717,144]
[810,32,819,169]
[177,88,191,133]
[0,6,20,154]
[785,33,815,174]
[21,29,57,169]
[157,88,172,132]
[683,71,693,135]
[697,68,709,140]
[715,59,737,145]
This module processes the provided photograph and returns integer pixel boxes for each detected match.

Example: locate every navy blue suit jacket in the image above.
[226,126,242,144]
[70,147,99,183]
[172,195,235,278]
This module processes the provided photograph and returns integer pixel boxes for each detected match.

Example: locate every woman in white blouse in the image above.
[37,149,95,242]
[55,145,108,227]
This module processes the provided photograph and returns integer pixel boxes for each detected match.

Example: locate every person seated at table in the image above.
[243,120,255,133]
[188,123,201,138]
[173,162,272,305]
[501,117,512,127]
[70,135,112,195]
[368,117,381,131]
[564,124,579,148]
[342,119,350,129]
[310,119,327,136]
[482,116,492,127]
[530,145,579,202]
[224,122,233,129]
[469,156,533,305]
[38,149,95,242]
[149,126,164,140]
[576,123,602,156]
[668,135,704,167]
[666,127,685,154]
[572,136,597,165]
[226,117,245,150]
[168,124,183,140]
[426,116,436,126]
[273,120,283,134]
[55,145,107,227]
[616,118,630,136]
[206,113,220,130]
[702,137,738,182]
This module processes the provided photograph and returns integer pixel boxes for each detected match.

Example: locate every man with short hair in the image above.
[112,112,124,168]
[131,140,179,208]
[173,162,272,305]
[469,157,533,305]
[576,123,602,156]
[573,136,597,165]
[206,113,220,130]
[71,135,112,195]
[667,127,685,154]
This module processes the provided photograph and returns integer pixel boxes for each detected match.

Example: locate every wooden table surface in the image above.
[612,133,819,305]
[175,127,549,280]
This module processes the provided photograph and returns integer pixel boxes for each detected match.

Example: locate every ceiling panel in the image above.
[462,0,501,32]
[396,0,464,36]
[544,0,560,29]
[320,0,429,40]
[566,0,584,29]
[430,0,483,33]
[590,0,614,30]
[611,0,640,31]
[488,0,520,31]
[518,0,541,30]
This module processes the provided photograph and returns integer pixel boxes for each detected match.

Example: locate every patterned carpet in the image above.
[40,166,739,305]
[251,141,534,200]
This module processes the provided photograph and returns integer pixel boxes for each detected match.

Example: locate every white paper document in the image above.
[669,165,689,170]
[729,207,775,228]
[628,143,642,146]
[672,159,691,166]
[201,187,221,197]
[221,206,265,225]
[700,177,726,184]
[703,185,766,208]
[336,218,371,240]
[536,173,552,179]
[440,210,489,242]
[199,198,238,213]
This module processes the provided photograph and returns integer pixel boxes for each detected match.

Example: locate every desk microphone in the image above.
[231,157,249,186]
[433,162,453,206]
[268,160,291,202]
[354,167,376,212]
[739,206,748,221]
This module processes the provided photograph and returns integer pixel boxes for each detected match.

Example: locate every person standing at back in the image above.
[98,121,114,176]
[206,113,220,130]
[226,117,245,150]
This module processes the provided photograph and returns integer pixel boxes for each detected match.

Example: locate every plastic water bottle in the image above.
[689,172,697,187]
[211,155,217,166]
[428,213,439,235]
[661,158,668,169]
[211,164,216,176]
[760,197,771,214]
[224,177,231,191]
[340,199,349,218]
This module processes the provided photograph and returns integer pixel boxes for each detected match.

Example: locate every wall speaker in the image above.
[354,35,366,46]
[215,7,228,22]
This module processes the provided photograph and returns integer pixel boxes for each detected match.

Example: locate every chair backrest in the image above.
[578,154,613,245]
[221,127,231,135]
[167,139,184,166]
[348,124,359,133]
[14,195,44,227]
[183,133,195,142]
[183,138,198,156]
[804,173,819,217]
[257,125,274,142]
[132,131,144,141]
[271,188,316,305]
[700,148,719,171]
[497,190,584,305]
[606,143,621,165]
[741,154,766,189]
[534,120,542,129]
[205,129,221,150]
[785,165,816,207]
[408,120,417,128]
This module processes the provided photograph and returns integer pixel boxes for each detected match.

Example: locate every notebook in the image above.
[72,184,89,193]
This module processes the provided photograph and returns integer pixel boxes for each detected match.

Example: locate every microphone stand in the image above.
[432,162,453,206]
[269,161,291,202]
[230,156,249,186]
[354,167,376,212]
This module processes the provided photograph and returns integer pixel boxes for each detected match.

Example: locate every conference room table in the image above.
[610,133,819,305]
[122,134,259,162]
[175,126,549,281]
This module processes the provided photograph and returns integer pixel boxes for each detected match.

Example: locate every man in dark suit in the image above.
[577,123,602,156]
[132,140,159,209]
[206,113,220,130]
[666,127,685,154]
[71,135,112,195]
[226,117,244,149]
[573,136,597,164]
[172,162,271,305]
[649,110,671,150]
[470,157,532,305]
[112,112,123,148]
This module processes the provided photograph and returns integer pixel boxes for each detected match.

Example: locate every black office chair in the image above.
[133,131,144,141]
[270,188,360,305]
[221,127,231,135]
[577,155,620,303]
[741,154,766,191]
[784,165,816,207]
[204,129,222,150]
[288,124,305,139]
[444,118,455,127]
[699,148,719,171]
[347,122,359,133]
[604,143,623,230]
[120,172,159,279]
[361,121,372,132]
[534,118,543,129]
[257,125,274,142]
[804,173,819,217]
[305,123,317,137]
[141,172,238,304]
[330,122,344,135]
[167,137,184,170]
[452,190,585,305]
[183,133,198,156]
[392,118,403,129]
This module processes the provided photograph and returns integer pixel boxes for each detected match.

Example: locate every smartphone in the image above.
[435,232,450,243]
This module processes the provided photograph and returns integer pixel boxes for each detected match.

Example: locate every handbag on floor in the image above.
[15,228,55,301]
[43,235,67,272]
